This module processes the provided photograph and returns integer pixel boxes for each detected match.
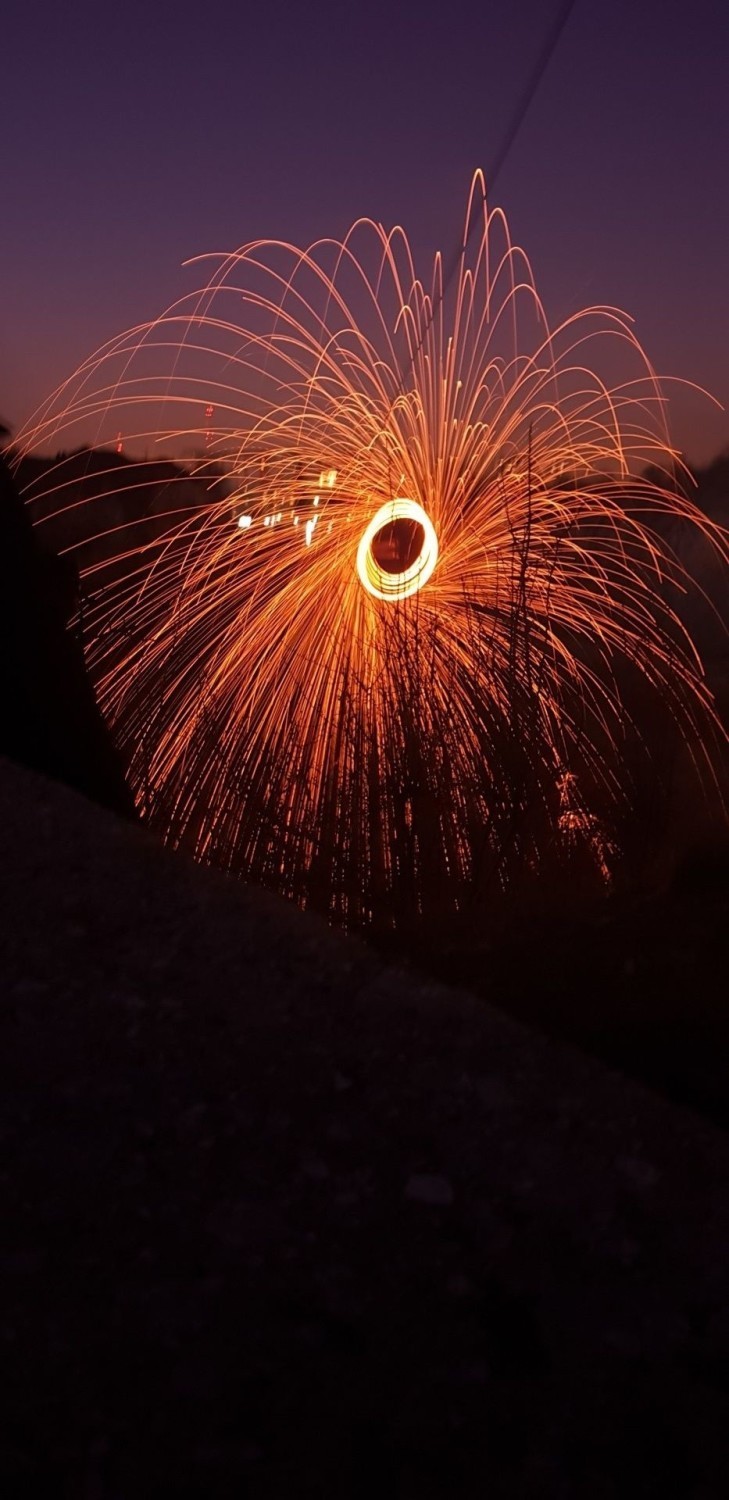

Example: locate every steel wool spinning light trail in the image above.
[18,174,729,931]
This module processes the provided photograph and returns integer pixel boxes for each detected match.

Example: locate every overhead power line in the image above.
[392,0,579,410]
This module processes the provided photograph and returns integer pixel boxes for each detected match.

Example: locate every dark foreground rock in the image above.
[2,759,729,1498]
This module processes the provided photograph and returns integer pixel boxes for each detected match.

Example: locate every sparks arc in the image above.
[17,172,729,933]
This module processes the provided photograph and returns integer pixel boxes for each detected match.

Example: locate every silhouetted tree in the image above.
[0,423,135,818]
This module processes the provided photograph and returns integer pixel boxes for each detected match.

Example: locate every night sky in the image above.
[4,0,728,464]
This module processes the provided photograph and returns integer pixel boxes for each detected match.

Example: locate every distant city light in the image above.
[237,514,253,529]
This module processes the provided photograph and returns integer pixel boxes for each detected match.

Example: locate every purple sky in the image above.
[4,0,728,464]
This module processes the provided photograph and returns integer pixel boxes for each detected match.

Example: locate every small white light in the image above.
[237,514,253,530]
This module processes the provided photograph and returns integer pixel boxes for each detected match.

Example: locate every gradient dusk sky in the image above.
[3,0,728,464]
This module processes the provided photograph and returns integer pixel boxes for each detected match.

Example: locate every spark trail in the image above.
[17,174,729,933]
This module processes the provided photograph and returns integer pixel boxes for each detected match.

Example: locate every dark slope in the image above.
[2,760,729,1497]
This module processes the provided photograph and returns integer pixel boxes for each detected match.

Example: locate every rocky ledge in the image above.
[2,758,729,1497]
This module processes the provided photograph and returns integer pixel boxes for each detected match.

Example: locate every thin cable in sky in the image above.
[394,0,579,406]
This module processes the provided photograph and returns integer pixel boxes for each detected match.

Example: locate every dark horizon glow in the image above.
[3,0,729,466]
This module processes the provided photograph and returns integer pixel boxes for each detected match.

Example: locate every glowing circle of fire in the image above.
[15,172,729,935]
[357,498,438,601]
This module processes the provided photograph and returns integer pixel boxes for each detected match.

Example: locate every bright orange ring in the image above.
[356,498,438,601]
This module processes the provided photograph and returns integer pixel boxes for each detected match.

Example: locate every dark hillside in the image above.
[2,758,729,1497]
